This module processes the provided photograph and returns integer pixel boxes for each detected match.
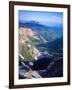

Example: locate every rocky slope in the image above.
[19,27,43,61]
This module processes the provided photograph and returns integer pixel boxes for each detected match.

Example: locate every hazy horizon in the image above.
[19,10,63,27]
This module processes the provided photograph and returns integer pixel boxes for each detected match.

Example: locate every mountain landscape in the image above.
[19,21,63,42]
[19,21,63,79]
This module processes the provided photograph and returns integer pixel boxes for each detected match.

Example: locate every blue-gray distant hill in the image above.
[19,21,63,42]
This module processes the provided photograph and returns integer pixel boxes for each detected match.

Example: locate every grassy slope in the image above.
[19,43,34,61]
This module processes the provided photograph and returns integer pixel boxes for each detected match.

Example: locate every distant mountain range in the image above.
[19,21,63,42]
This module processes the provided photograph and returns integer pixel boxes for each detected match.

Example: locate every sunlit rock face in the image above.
[19,27,42,61]
[19,27,36,38]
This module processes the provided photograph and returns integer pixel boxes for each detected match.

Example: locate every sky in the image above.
[19,10,63,27]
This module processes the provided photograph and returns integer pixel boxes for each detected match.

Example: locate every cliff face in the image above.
[19,27,42,61]
[19,27,36,38]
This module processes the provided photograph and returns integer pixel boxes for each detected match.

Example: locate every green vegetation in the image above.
[29,37,42,46]
[19,43,34,61]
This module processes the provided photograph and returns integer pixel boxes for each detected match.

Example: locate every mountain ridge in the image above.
[19,20,63,42]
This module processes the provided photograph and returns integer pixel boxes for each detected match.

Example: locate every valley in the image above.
[18,21,63,79]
